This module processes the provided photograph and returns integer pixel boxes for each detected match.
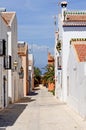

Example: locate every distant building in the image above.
[48,52,54,65]
[18,41,29,96]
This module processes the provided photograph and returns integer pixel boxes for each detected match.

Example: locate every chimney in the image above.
[61,1,67,21]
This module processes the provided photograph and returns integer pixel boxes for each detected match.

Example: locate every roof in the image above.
[1,12,15,26]
[71,39,86,62]
[63,11,86,26]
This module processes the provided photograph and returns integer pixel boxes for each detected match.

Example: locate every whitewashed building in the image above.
[18,41,29,96]
[2,11,19,103]
[0,10,24,108]
[1,11,23,103]
[67,39,86,118]
[55,1,86,101]
[0,11,8,108]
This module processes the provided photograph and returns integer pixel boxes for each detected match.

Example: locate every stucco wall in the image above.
[62,26,86,101]
[0,15,8,108]
[7,14,19,103]
[67,44,86,118]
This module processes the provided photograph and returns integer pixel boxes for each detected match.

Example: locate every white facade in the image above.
[0,14,8,108]
[62,27,86,101]
[54,32,62,98]
[67,43,86,118]
[55,3,86,101]
[0,11,24,107]
[7,13,24,103]
[28,54,34,92]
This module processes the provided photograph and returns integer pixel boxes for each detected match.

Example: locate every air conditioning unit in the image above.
[4,55,11,69]
[0,39,6,56]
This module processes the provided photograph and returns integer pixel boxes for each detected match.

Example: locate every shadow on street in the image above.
[29,91,38,96]
[16,97,36,103]
[0,97,35,128]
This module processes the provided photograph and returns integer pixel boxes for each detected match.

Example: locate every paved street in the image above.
[0,86,86,130]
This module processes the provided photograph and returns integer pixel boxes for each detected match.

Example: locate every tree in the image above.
[43,64,55,84]
[42,64,55,94]
[34,67,42,86]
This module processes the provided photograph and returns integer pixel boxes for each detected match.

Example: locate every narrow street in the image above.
[0,86,86,130]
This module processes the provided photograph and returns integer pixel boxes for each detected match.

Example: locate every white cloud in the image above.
[29,44,48,51]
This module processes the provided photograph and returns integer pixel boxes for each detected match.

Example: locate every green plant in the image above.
[49,89,55,95]
[34,67,42,86]
[56,40,61,53]
[43,64,55,84]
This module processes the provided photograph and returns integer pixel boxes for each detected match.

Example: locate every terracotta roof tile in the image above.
[73,42,86,62]
[66,14,86,22]
[63,11,86,26]
[1,12,15,26]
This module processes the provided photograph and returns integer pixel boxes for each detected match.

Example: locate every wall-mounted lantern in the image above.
[19,66,24,79]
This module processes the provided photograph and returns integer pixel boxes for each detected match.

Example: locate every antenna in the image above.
[53,15,57,32]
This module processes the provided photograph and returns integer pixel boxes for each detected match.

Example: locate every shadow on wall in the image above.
[0,97,35,128]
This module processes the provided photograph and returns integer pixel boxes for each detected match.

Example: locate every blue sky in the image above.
[0,0,86,72]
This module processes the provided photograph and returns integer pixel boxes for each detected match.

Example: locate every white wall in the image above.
[67,44,86,118]
[28,54,34,92]
[54,31,62,99]
[62,26,86,101]
[0,15,8,108]
[7,14,19,103]
[56,11,86,101]
[7,30,11,100]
